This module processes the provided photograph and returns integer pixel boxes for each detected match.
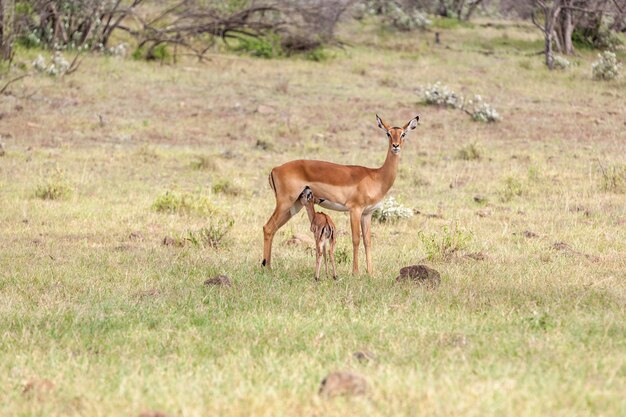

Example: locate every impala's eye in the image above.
[386,132,391,138]
[401,133,406,138]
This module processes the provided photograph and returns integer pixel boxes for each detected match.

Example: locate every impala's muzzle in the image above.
[391,144,400,154]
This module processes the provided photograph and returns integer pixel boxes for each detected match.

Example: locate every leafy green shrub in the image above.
[35,173,72,200]
[418,225,473,261]
[456,142,482,160]
[235,34,281,58]
[592,51,622,80]
[334,246,350,264]
[599,164,626,193]
[185,217,235,248]
[372,197,413,223]
[304,47,329,62]
[152,191,217,216]
[499,176,524,202]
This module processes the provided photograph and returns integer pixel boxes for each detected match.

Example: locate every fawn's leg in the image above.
[314,240,323,281]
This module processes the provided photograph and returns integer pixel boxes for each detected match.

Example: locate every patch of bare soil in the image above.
[319,371,368,398]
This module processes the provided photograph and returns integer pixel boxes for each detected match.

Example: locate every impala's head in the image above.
[376,114,419,155]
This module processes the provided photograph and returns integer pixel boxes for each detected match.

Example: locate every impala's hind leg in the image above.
[262,200,302,269]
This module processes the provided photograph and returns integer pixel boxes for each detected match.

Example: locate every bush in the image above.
[418,225,473,261]
[31,52,70,76]
[553,55,571,70]
[235,34,282,58]
[468,95,501,123]
[422,82,462,108]
[372,197,413,223]
[35,174,72,200]
[152,191,217,216]
[592,51,622,80]
[422,85,501,123]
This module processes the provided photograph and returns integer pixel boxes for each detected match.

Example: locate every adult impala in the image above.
[262,114,419,275]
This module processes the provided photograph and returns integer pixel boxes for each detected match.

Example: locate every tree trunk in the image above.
[545,30,554,69]
[1,0,15,60]
[562,6,574,55]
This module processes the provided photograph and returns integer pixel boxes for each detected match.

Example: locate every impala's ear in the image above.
[376,114,390,132]
[403,116,419,132]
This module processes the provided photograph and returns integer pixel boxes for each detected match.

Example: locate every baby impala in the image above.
[299,186,337,281]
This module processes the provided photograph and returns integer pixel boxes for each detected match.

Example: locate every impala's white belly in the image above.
[318,200,349,212]
[317,199,382,214]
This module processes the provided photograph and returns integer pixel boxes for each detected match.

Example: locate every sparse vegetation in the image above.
[456,142,483,160]
[599,163,626,193]
[185,218,235,248]
[190,155,218,171]
[212,178,242,196]
[418,225,473,261]
[152,191,217,216]
[499,175,524,202]
[34,173,72,200]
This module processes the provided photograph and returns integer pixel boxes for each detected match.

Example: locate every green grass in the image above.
[1,18,625,417]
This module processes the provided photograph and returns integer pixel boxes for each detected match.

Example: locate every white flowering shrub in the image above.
[32,53,70,76]
[553,55,571,70]
[372,197,413,223]
[423,82,462,108]
[592,51,622,80]
[32,55,47,72]
[468,95,501,123]
[422,85,501,123]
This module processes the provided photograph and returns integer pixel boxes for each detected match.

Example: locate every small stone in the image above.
[204,275,232,287]
[129,231,144,241]
[319,371,368,398]
[473,195,487,204]
[395,265,441,288]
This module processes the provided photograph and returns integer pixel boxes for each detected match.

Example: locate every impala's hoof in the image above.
[333,275,338,280]
[261,259,267,267]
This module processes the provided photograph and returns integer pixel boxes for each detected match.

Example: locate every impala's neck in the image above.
[378,147,400,194]
[303,202,316,224]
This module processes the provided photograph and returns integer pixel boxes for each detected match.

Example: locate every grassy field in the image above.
[1,19,625,417]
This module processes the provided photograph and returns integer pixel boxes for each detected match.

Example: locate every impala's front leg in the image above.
[361,212,373,275]
[349,208,363,275]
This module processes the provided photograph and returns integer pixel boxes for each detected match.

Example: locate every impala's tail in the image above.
[268,170,277,197]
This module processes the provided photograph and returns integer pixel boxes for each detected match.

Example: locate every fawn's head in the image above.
[299,186,314,206]
[376,114,419,155]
